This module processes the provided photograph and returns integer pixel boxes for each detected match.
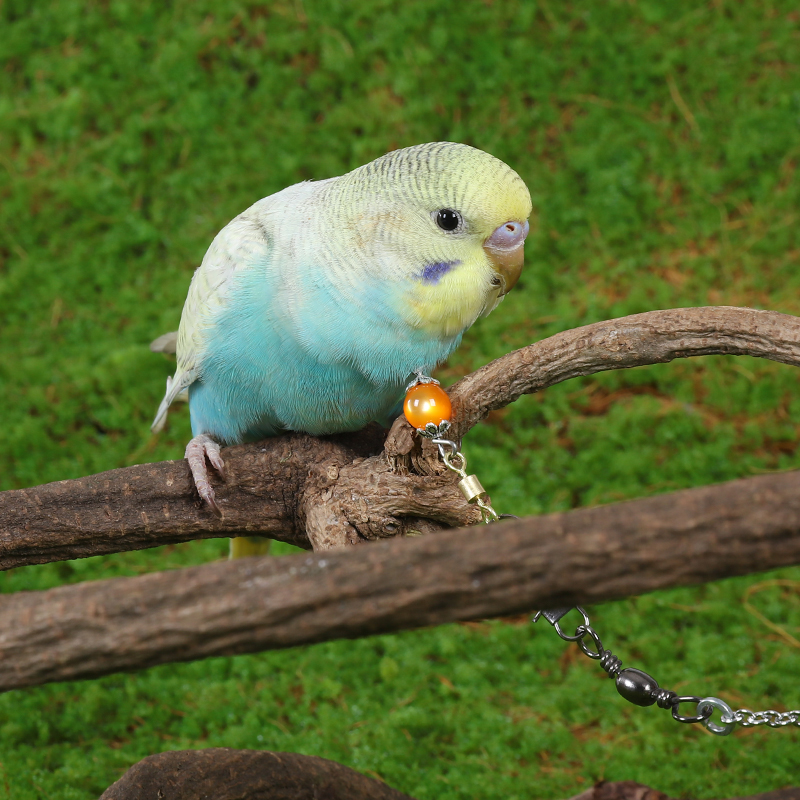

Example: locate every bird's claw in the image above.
[185,434,225,517]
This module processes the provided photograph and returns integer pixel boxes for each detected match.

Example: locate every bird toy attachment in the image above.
[403,376,800,738]
[534,606,800,735]
[403,375,500,524]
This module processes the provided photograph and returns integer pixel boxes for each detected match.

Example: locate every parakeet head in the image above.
[326,142,533,339]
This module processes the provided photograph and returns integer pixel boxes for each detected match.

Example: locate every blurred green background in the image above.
[1,1,799,798]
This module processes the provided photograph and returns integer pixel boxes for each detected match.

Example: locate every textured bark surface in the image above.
[3,468,799,692]
[3,306,800,562]
[0,425,475,567]
[96,750,800,800]
[98,749,414,800]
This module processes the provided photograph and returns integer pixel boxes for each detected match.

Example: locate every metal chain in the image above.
[534,607,800,736]
[726,709,800,728]
[410,378,799,738]
[408,372,504,524]
[432,438,500,523]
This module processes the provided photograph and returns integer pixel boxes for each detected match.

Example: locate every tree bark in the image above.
[96,749,800,800]
[3,468,799,692]
[98,748,414,800]
[2,306,800,563]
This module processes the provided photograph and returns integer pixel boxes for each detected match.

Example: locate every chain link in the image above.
[475,496,500,523]
[576,625,604,659]
[727,709,800,728]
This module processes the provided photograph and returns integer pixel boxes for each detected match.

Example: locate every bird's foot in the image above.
[185,434,225,517]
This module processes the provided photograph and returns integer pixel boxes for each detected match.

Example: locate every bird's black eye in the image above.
[435,208,461,232]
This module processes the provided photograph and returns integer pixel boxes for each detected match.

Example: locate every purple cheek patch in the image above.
[417,260,461,284]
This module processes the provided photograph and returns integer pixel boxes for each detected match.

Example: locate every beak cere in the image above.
[483,219,530,295]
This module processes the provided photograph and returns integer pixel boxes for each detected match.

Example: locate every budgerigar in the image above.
[152,142,532,555]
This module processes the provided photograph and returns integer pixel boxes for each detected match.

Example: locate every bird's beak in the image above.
[483,219,530,295]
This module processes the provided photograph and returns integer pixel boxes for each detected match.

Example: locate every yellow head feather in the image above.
[320,142,533,338]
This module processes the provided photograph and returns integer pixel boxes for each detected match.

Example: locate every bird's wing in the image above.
[150,202,278,433]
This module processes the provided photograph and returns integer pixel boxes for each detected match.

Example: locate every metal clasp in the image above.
[534,607,591,642]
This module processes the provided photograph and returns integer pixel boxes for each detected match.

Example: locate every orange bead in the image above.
[404,382,452,429]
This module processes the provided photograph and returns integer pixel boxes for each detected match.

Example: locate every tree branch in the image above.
[386,305,800,453]
[0,427,477,568]
[3,468,799,692]
[447,305,800,439]
[97,749,800,800]
[98,749,414,800]
[3,306,800,563]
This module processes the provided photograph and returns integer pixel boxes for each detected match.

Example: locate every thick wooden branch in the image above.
[0,427,478,568]
[2,469,799,692]
[2,306,800,563]
[97,749,800,800]
[99,749,414,800]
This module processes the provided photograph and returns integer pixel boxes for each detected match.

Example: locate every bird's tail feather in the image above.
[151,369,195,433]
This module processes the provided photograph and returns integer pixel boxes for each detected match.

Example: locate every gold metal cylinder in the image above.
[458,474,485,503]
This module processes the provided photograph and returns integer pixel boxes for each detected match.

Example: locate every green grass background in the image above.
[2,1,800,797]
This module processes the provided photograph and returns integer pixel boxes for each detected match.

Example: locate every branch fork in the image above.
[2,307,800,691]
[3,307,800,568]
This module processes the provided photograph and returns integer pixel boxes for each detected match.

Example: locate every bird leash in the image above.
[403,375,800,737]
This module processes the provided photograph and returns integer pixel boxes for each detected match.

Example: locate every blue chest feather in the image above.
[188,263,462,444]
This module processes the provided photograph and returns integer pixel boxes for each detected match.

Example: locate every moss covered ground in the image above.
[1,1,799,797]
